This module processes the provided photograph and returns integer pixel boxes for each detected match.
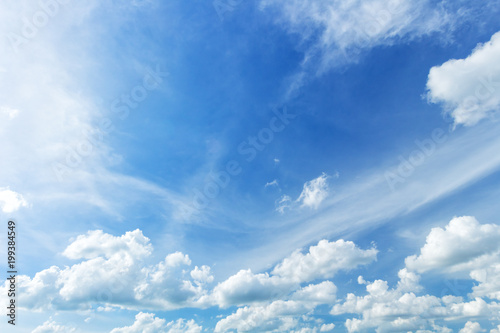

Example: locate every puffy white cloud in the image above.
[427,31,500,126]
[459,321,484,333]
[212,239,374,308]
[320,323,335,332]
[32,319,76,333]
[190,265,214,285]
[110,312,202,333]
[405,216,500,273]
[0,187,28,213]
[332,276,500,333]
[297,173,329,209]
[62,229,152,260]
[211,269,295,308]
[0,229,208,311]
[260,0,450,74]
[491,325,500,333]
[272,239,377,283]
[291,281,337,304]
[214,299,314,332]
[405,216,500,300]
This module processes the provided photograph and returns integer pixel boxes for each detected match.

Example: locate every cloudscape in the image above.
[1,0,500,332]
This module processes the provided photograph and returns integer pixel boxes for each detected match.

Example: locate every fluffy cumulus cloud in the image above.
[0,229,211,312]
[212,239,376,308]
[0,187,28,213]
[427,31,500,126]
[7,218,500,332]
[405,216,500,300]
[32,319,76,333]
[331,273,500,332]
[215,282,336,333]
[459,321,484,333]
[272,239,377,282]
[110,312,202,333]
[260,0,450,75]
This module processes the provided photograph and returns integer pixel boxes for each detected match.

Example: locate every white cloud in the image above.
[297,173,329,209]
[265,179,279,188]
[320,323,335,332]
[211,269,296,308]
[110,312,202,333]
[0,106,19,119]
[405,216,500,273]
[190,265,214,285]
[405,216,500,301]
[0,229,209,311]
[0,187,28,213]
[276,173,330,213]
[62,229,153,260]
[427,31,500,126]
[459,321,484,333]
[209,239,374,308]
[276,194,293,214]
[491,325,500,333]
[260,0,450,80]
[32,319,76,333]
[272,239,377,283]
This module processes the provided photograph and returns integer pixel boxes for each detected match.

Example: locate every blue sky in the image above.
[2,0,500,332]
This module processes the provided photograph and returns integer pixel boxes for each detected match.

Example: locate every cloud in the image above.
[276,173,330,213]
[405,216,500,273]
[0,187,28,213]
[276,194,293,214]
[272,239,377,283]
[214,281,336,333]
[32,319,76,333]
[405,216,500,301]
[332,275,500,332]
[427,31,500,126]
[110,312,202,333]
[459,321,484,333]
[297,173,329,209]
[62,229,153,260]
[0,106,19,119]
[265,179,279,188]
[260,0,451,84]
[0,229,209,311]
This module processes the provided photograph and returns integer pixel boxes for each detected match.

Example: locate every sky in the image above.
[1,0,500,332]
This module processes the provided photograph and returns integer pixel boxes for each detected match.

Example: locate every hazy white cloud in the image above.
[265,179,279,188]
[110,312,202,333]
[276,194,293,214]
[427,31,500,126]
[0,106,19,119]
[32,319,76,333]
[0,187,28,213]
[260,0,450,80]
